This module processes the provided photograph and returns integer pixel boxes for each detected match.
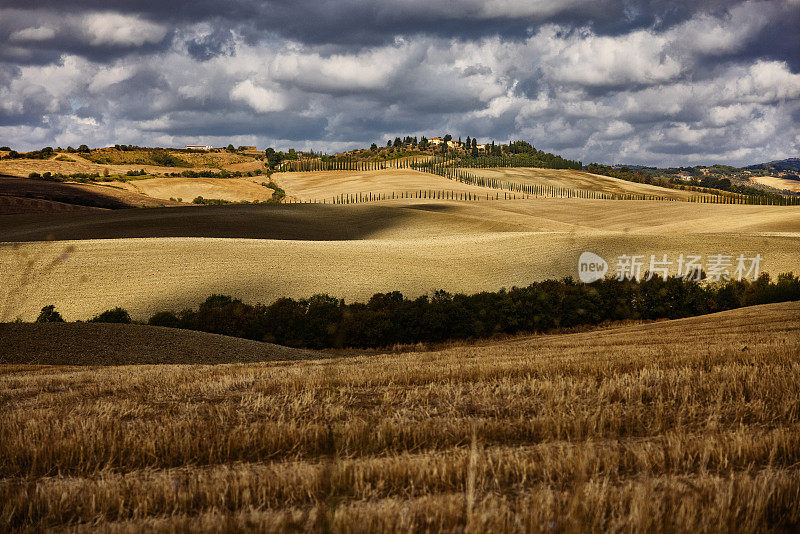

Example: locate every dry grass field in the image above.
[112,176,274,203]
[0,154,192,178]
[0,176,184,214]
[83,148,260,170]
[752,175,800,193]
[456,167,703,200]
[270,169,502,202]
[0,151,267,179]
[2,199,799,321]
[1,301,799,532]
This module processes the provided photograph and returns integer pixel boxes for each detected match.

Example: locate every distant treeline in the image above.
[587,163,800,205]
[1,147,62,160]
[28,169,262,183]
[134,273,800,349]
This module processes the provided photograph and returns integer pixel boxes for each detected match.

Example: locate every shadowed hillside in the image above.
[0,322,318,365]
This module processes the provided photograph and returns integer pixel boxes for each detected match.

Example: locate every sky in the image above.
[0,0,798,167]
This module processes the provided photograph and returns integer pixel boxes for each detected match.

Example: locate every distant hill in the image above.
[746,158,800,172]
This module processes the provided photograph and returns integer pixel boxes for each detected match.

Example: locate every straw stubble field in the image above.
[1,302,799,532]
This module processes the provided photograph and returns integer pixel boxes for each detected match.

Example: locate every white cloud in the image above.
[81,12,168,46]
[9,26,56,42]
[707,103,756,127]
[230,80,287,112]
[725,60,800,103]
[532,27,683,87]
[88,65,133,92]
[603,120,634,138]
[270,46,407,92]
[668,1,774,56]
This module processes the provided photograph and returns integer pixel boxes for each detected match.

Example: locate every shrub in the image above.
[36,305,64,323]
[148,150,188,167]
[192,196,233,205]
[148,311,180,328]
[88,307,132,324]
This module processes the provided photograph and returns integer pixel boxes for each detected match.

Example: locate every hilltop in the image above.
[747,157,800,172]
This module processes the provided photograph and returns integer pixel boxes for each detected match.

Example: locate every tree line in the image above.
[41,272,795,350]
[587,163,800,206]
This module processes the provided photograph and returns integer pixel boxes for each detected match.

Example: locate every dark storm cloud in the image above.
[142,111,328,141]
[0,0,797,166]
[187,27,235,61]
[0,1,754,51]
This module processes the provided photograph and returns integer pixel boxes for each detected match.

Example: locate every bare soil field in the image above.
[752,175,800,193]
[0,322,316,365]
[112,176,274,203]
[1,301,799,531]
[457,167,704,199]
[0,176,183,213]
[0,195,103,215]
[2,199,799,321]
[270,169,503,202]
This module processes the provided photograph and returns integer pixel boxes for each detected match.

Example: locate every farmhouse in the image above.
[429,137,444,145]
[185,144,213,150]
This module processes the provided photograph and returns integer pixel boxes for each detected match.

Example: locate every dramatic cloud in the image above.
[0,0,798,165]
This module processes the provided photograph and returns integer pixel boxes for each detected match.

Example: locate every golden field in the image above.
[0,151,268,179]
[1,301,799,532]
[2,198,800,321]
[752,175,800,193]
[456,167,704,200]
[0,153,201,178]
[270,168,503,202]
[0,176,184,214]
[82,148,262,171]
[112,176,274,203]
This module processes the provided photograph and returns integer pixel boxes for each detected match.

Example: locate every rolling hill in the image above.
[270,168,504,202]
[0,175,184,213]
[455,167,704,199]
[112,176,275,203]
[2,199,799,321]
[0,321,317,365]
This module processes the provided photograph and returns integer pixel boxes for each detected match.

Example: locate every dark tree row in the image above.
[145,273,800,349]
